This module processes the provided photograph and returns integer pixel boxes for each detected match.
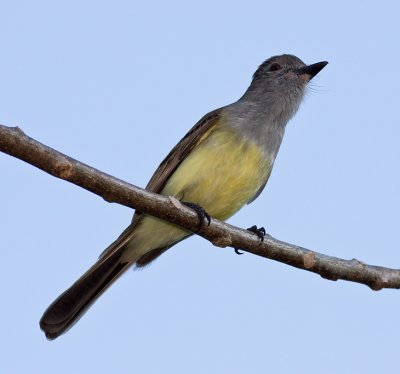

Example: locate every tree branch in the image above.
[1,124,399,290]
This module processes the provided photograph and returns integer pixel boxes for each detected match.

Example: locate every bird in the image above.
[40,54,328,339]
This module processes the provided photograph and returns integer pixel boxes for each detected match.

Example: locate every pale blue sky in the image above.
[1,1,400,373]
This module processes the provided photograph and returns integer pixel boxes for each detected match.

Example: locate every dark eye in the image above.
[268,63,282,72]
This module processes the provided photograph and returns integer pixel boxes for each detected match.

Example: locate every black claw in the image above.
[182,202,211,231]
[247,225,266,242]
[234,225,266,256]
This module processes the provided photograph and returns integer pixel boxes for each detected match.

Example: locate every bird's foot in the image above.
[181,202,211,231]
[234,225,266,255]
[247,225,266,241]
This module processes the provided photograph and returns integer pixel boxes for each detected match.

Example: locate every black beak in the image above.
[296,61,328,80]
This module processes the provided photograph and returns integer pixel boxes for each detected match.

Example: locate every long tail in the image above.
[39,247,132,340]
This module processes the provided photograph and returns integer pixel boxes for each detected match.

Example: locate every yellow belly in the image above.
[162,126,271,220]
[123,125,273,261]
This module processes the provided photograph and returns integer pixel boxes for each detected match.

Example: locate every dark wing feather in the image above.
[99,108,222,261]
[130,108,222,265]
[145,108,221,194]
[131,108,222,222]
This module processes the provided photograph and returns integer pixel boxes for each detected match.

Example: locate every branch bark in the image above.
[1,124,399,290]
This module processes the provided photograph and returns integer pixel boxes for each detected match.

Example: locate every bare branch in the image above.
[1,124,399,290]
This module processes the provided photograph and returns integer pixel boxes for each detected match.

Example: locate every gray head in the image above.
[248,54,327,95]
[226,54,327,156]
[239,54,328,126]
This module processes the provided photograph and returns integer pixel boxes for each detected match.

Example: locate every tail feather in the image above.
[136,247,169,267]
[40,249,132,340]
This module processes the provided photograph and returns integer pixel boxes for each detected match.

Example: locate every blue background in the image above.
[1,1,399,373]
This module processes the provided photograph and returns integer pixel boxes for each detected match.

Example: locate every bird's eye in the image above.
[268,63,282,72]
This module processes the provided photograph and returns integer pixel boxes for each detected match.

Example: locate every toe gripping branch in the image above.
[181,202,211,231]
[234,225,266,255]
